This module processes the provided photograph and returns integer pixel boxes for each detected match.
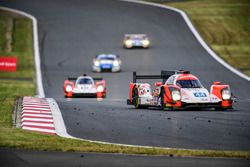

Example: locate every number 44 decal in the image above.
[193,92,207,97]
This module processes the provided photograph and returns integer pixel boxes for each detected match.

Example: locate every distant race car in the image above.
[63,74,106,98]
[92,54,121,72]
[123,34,150,48]
[127,70,233,110]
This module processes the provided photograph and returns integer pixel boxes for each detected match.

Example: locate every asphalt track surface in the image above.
[1,0,250,151]
[1,149,250,167]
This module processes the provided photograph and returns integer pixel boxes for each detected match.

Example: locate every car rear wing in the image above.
[67,76,103,81]
[132,70,189,83]
[124,34,146,37]
[124,34,147,39]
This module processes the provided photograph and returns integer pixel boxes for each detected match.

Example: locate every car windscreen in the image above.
[99,57,115,61]
[132,37,142,40]
[176,80,202,88]
[77,78,93,85]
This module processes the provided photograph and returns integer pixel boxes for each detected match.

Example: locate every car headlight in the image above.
[172,90,181,101]
[97,85,104,92]
[113,60,119,66]
[65,85,73,92]
[222,88,231,100]
[125,40,132,46]
[94,60,100,66]
[142,39,150,46]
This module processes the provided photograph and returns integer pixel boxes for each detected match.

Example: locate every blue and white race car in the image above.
[92,54,121,72]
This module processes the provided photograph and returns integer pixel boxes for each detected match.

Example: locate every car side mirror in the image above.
[155,82,162,87]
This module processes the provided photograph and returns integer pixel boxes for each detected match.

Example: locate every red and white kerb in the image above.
[21,96,56,135]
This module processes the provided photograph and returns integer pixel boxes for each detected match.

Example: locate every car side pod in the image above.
[210,81,233,109]
[96,80,106,98]
[162,85,182,109]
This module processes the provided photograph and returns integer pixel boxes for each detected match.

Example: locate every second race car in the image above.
[92,54,121,72]
[63,74,106,98]
[127,70,233,110]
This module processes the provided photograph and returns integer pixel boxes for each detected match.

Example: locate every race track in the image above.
[1,149,249,167]
[1,0,250,150]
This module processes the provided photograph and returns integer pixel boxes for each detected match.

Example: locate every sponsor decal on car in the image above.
[193,92,207,97]
[101,64,112,69]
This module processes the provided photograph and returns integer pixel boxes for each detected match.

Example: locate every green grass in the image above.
[0,17,7,52]
[162,0,250,76]
[0,9,250,158]
[0,13,34,79]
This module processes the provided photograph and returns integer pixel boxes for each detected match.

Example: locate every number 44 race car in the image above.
[127,70,233,110]
[64,74,106,98]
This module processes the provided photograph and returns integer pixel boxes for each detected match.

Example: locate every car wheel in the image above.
[160,88,165,110]
[132,87,140,109]
[135,97,141,109]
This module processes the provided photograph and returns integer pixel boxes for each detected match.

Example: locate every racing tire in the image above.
[132,87,141,109]
[134,97,148,109]
[160,87,165,110]
[132,87,137,104]
[135,97,140,109]
[132,87,149,109]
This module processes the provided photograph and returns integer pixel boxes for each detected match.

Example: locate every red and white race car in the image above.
[63,74,106,98]
[127,70,233,110]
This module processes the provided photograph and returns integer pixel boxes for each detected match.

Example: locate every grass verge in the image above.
[154,0,250,76]
[0,9,250,158]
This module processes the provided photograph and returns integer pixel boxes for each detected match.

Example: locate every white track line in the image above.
[48,98,74,138]
[22,113,53,118]
[22,107,51,111]
[22,106,50,109]
[22,118,53,122]
[22,112,52,115]
[23,103,49,106]
[22,110,52,114]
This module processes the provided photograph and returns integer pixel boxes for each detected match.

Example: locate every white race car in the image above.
[127,70,233,110]
[64,74,106,98]
[92,54,121,72]
[123,34,150,48]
